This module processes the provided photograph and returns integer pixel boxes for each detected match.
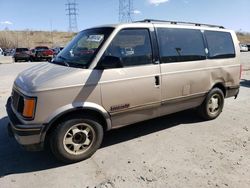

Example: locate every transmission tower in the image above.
[66,0,78,32]
[119,0,133,23]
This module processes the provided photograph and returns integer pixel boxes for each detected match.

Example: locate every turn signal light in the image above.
[22,98,36,118]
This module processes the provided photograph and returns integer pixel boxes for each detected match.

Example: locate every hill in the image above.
[237,32,250,43]
[0,30,250,49]
[0,30,76,49]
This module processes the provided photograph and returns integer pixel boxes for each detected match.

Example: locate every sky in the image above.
[0,0,250,32]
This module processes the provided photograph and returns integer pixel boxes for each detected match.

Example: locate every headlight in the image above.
[22,97,36,119]
[11,88,37,120]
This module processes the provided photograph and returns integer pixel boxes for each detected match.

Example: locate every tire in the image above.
[198,88,224,120]
[14,58,18,62]
[50,116,104,163]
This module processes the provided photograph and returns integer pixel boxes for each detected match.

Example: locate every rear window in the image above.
[16,48,29,52]
[204,31,235,59]
[157,28,206,63]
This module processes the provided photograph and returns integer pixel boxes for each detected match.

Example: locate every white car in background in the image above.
[0,48,4,56]
[240,44,248,52]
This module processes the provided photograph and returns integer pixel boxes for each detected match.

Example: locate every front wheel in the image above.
[198,88,224,120]
[50,116,104,163]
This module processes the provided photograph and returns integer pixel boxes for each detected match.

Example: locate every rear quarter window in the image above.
[204,31,235,59]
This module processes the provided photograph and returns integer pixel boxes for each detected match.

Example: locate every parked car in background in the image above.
[3,48,15,56]
[13,48,31,62]
[52,47,64,57]
[0,47,3,56]
[30,46,54,62]
[247,44,250,51]
[240,44,248,52]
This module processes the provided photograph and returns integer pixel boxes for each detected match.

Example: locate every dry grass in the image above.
[0,30,250,49]
[0,30,76,49]
[237,33,250,43]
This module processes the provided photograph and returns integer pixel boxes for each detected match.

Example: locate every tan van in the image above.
[6,20,241,163]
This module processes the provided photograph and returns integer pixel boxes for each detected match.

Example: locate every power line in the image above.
[119,0,134,23]
[65,0,78,32]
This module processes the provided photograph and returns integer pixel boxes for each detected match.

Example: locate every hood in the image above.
[14,62,94,92]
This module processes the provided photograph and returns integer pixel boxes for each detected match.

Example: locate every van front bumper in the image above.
[6,97,45,151]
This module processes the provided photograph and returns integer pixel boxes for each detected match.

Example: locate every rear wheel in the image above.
[198,88,224,120]
[14,58,18,62]
[50,116,104,163]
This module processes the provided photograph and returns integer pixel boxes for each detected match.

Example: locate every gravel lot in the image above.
[0,53,250,188]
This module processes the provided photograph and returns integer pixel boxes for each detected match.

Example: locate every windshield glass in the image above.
[52,27,114,68]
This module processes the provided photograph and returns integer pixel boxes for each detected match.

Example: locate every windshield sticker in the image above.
[87,35,104,42]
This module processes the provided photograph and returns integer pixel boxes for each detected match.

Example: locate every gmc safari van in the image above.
[6,20,241,163]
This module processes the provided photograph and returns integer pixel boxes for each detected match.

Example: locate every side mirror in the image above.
[96,56,123,69]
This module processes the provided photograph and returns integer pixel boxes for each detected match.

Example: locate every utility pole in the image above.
[119,0,134,23]
[65,0,78,32]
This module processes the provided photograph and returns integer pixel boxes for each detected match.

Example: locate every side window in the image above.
[157,28,206,63]
[204,31,235,59]
[104,29,153,67]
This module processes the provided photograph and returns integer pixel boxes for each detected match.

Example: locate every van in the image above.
[6,20,241,163]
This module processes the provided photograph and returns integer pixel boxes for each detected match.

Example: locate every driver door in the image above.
[97,28,161,128]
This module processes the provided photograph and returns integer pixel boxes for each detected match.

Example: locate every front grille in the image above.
[12,89,24,114]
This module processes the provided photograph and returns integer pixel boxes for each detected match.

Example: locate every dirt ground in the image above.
[0,53,250,188]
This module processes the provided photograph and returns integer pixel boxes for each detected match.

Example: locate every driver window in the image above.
[104,29,153,67]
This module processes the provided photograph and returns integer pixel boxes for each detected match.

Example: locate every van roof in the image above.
[135,19,225,29]
[89,19,232,33]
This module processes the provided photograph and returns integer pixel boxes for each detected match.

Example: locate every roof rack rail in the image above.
[134,19,225,29]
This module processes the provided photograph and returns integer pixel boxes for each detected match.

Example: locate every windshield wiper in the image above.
[51,56,70,67]
[69,62,87,68]
[52,55,88,69]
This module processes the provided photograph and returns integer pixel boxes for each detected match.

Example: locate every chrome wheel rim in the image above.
[208,94,221,115]
[63,123,95,155]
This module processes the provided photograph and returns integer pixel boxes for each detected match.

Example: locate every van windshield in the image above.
[52,27,114,68]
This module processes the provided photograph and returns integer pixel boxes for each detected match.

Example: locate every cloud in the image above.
[0,21,13,25]
[148,0,169,6]
[133,10,141,14]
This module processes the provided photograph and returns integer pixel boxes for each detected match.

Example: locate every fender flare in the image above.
[45,102,112,130]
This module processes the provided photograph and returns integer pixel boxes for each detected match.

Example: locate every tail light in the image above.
[43,50,54,56]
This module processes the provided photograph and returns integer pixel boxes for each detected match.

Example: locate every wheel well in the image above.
[212,83,226,96]
[44,108,108,145]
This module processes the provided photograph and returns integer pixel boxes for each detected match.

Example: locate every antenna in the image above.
[66,0,78,32]
[119,0,134,23]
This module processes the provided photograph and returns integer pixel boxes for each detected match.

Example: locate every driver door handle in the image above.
[155,75,160,87]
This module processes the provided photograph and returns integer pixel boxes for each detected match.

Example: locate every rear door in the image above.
[98,28,161,127]
[156,27,209,114]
